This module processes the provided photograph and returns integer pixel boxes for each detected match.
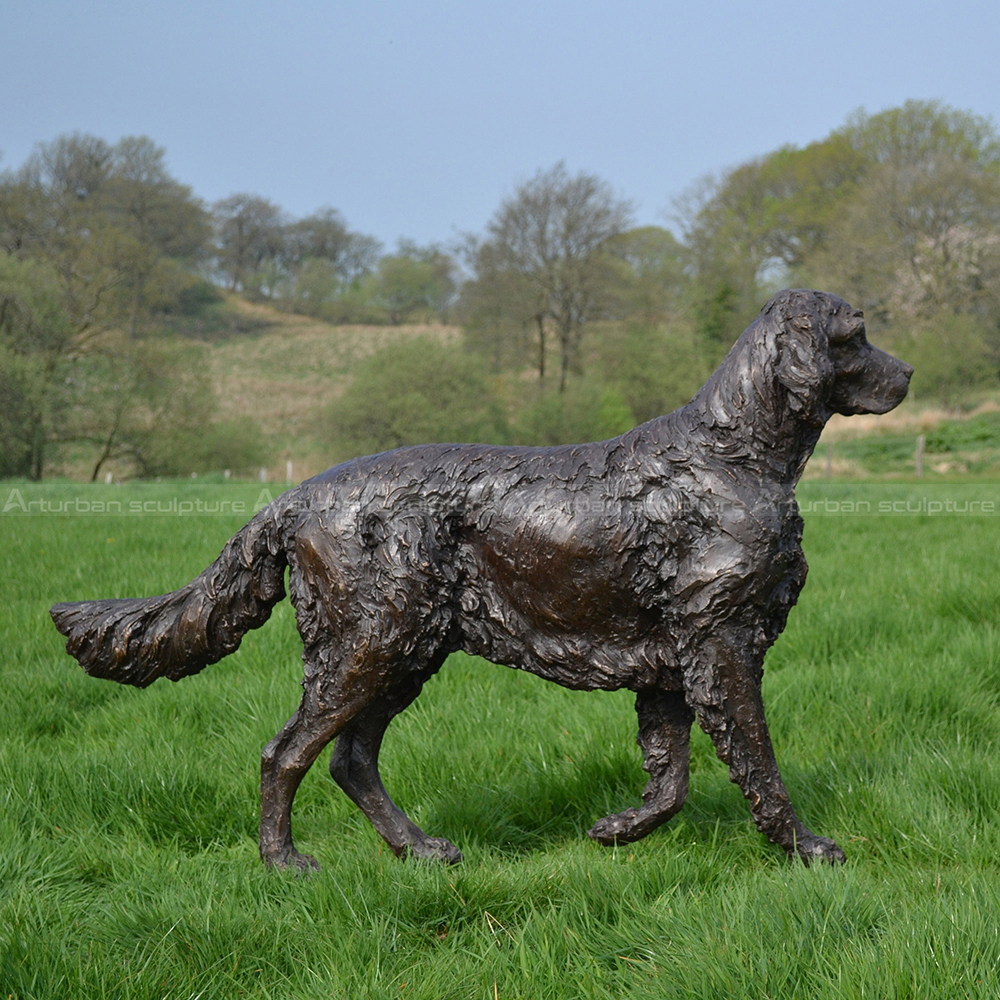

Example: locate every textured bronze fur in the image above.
[51,290,913,869]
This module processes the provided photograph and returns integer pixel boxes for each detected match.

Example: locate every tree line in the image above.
[323,101,1000,461]
[3,100,1000,479]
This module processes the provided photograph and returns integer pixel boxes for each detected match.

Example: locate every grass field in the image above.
[4,480,1000,998]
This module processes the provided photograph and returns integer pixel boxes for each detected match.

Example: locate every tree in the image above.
[596,321,709,424]
[0,252,261,480]
[0,167,48,255]
[510,378,634,446]
[460,234,548,373]
[374,242,457,324]
[0,133,249,478]
[810,102,1000,324]
[0,343,49,477]
[65,337,265,479]
[606,225,688,324]
[0,256,72,478]
[212,193,287,296]
[842,100,1000,169]
[473,162,634,390]
[101,136,209,336]
[11,133,210,339]
[676,100,1000,395]
[890,312,997,406]
[286,207,382,286]
[274,208,383,323]
[675,134,866,355]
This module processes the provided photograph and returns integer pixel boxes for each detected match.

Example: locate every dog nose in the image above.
[900,362,914,380]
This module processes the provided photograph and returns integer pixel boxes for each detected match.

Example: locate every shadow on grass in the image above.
[412,751,784,859]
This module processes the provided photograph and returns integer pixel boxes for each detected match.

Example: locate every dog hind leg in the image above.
[259,655,383,871]
[588,689,694,844]
[329,662,463,864]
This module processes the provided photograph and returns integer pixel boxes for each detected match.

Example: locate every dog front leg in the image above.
[687,635,845,865]
[588,688,694,844]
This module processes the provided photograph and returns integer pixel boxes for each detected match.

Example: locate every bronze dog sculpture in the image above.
[52,289,912,870]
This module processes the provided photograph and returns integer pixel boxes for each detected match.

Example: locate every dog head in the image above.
[766,290,913,425]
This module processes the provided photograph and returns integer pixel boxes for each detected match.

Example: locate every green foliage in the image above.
[17,133,211,337]
[375,243,457,324]
[0,344,48,476]
[809,102,1000,344]
[675,100,1000,402]
[6,493,1000,995]
[924,410,1000,452]
[0,254,73,352]
[0,135,277,479]
[287,206,382,284]
[85,340,268,479]
[327,338,509,459]
[0,135,222,478]
[606,225,689,323]
[169,276,224,315]
[458,240,542,371]
[469,162,634,389]
[211,199,388,320]
[511,379,635,446]
[7,99,1000,483]
[824,411,1000,477]
[692,280,743,361]
[888,313,999,404]
[287,256,344,317]
[593,321,708,424]
[376,254,429,323]
[840,99,1000,169]
[0,256,74,477]
[676,133,868,341]
[150,420,268,477]
[212,192,286,296]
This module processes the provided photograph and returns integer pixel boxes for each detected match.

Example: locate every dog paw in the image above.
[408,836,463,865]
[588,808,646,845]
[794,834,846,866]
[262,847,321,873]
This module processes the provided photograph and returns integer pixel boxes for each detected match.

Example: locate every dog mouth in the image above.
[832,350,913,415]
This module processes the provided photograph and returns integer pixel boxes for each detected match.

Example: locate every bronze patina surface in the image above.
[52,290,913,869]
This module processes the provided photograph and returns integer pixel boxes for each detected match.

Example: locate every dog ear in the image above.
[775,306,834,423]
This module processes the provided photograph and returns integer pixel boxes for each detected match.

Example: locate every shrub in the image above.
[511,379,635,446]
[327,338,508,459]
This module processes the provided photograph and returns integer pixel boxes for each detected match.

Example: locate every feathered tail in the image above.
[50,507,287,688]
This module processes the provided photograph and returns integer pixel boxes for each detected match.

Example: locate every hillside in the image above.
[202,296,461,481]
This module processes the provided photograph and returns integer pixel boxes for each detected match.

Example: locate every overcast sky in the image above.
[4,0,998,249]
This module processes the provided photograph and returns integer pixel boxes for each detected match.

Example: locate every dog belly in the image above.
[455,560,678,692]
[458,621,682,692]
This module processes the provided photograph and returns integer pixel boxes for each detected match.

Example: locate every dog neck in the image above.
[675,320,828,487]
